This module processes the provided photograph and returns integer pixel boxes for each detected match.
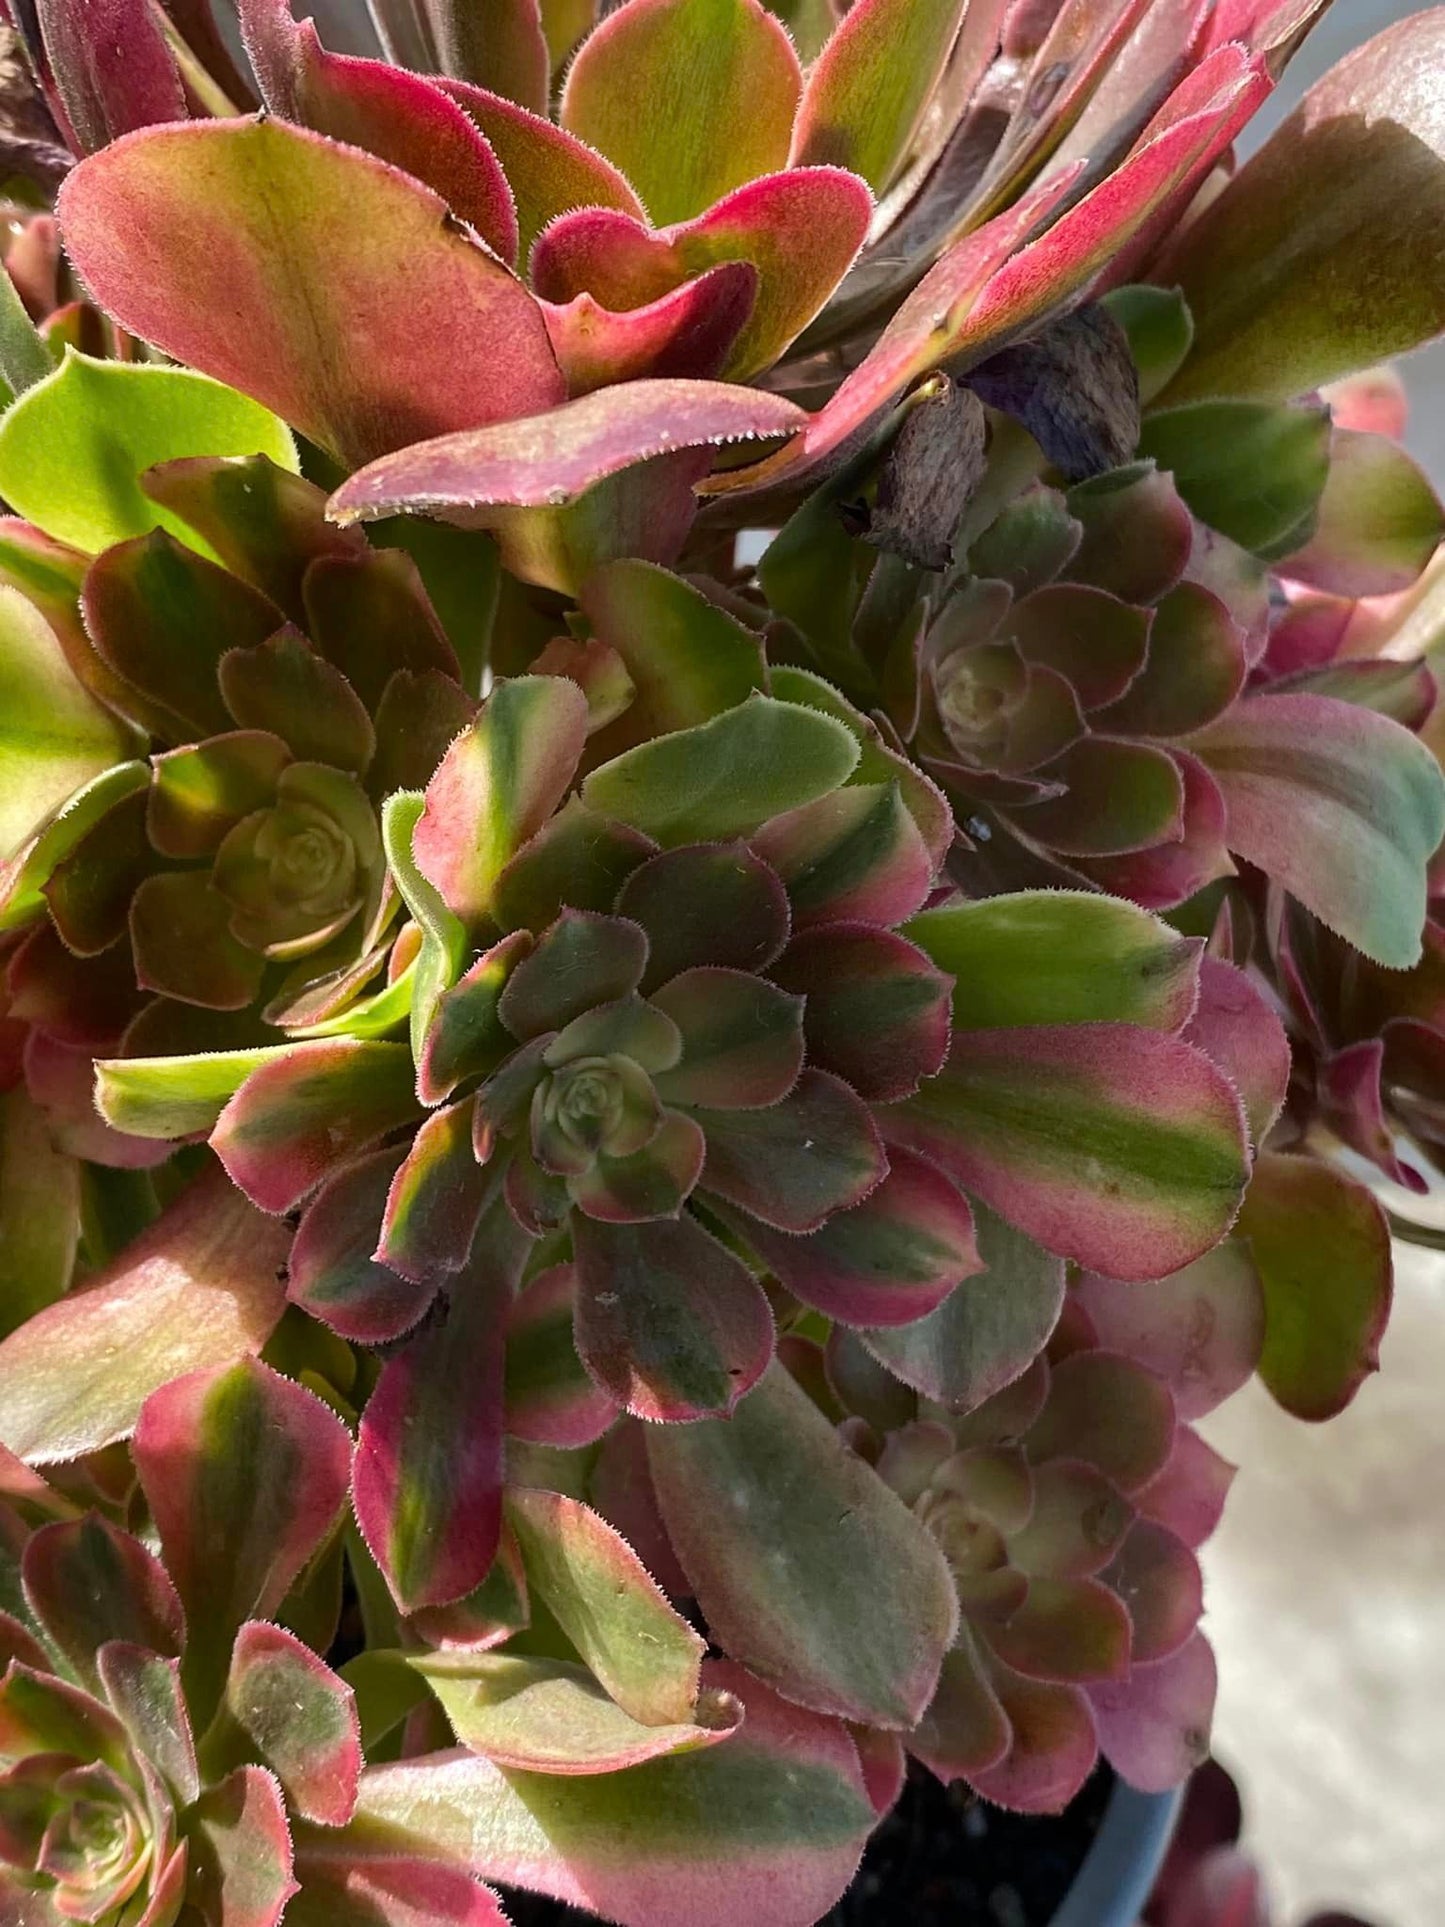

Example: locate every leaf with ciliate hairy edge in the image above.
[381,793,468,1070]
[617,842,789,989]
[354,1205,528,1613]
[56,118,564,470]
[570,1211,774,1421]
[1182,956,1290,1148]
[0,1088,80,1338]
[963,306,1140,485]
[1194,692,1445,970]
[226,1621,362,1826]
[650,967,804,1109]
[411,676,588,933]
[697,1069,886,1232]
[133,1356,352,1719]
[1097,582,1247,741]
[1088,1628,1215,1793]
[505,1263,615,1448]
[540,262,759,393]
[885,1025,1248,1283]
[239,0,519,261]
[188,1764,299,1927]
[0,1164,289,1463]
[1160,12,1445,406]
[967,1658,1098,1814]
[862,1200,1066,1411]
[561,0,800,225]
[376,1099,497,1287]
[33,0,184,153]
[905,892,1200,1035]
[335,1660,874,1927]
[582,694,858,846]
[329,379,808,532]
[0,352,298,556]
[411,1651,741,1773]
[0,757,149,937]
[788,0,966,193]
[93,1046,292,1141]
[285,1850,510,1927]
[1236,1153,1392,1423]
[649,1360,957,1727]
[0,585,138,864]
[288,1146,434,1345]
[421,0,549,109]
[20,1515,183,1689]
[212,1038,419,1215]
[1027,1352,1176,1496]
[96,1642,200,1804]
[1282,430,1445,601]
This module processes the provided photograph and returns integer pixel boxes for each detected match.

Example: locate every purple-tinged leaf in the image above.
[134,1356,351,1717]
[0,1660,131,1770]
[226,1621,361,1826]
[213,1039,419,1215]
[698,1069,887,1233]
[497,909,647,1039]
[377,1099,494,1287]
[504,1485,704,1726]
[1237,1153,1392,1423]
[1102,1520,1201,1664]
[148,731,292,861]
[1016,737,1186,858]
[128,870,266,1012]
[650,967,804,1109]
[1076,750,1233,913]
[413,676,588,933]
[412,1651,740,1774]
[290,1147,434,1343]
[287,1850,510,1927]
[505,1264,616,1449]
[1004,583,1151,711]
[1007,1461,1132,1582]
[1284,429,1445,601]
[886,1026,1248,1283]
[910,1634,1010,1785]
[1065,462,1194,606]
[188,1764,298,1927]
[1194,691,1445,969]
[21,1516,183,1691]
[328,379,808,523]
[34,0,185,155]
[983,1577,1132,1686]
[617,842,789,992]
[218,631,376,776]
[1026,1352,1176,1496]
[0,1164,289,1463]
[750,784,935,933]
[863,1201,1065,1411]
[541,263,759,393]
[560,0,800,226]
[95,1642,199,1805]
[354,1205,528,1611]
[1182,956,1290,1148]
[724,1144,980,1328]
[650,1361,956,1726]
[494,800,655,937]
[966,1658,1098,1815]
[1098,582,1247,740]
[1135,1428,1235,1552]
[770,925,952,1103]
[334,1661,874,1927]
[1088,1629,1215,1793]
[571,1210,772,1419]
[301,548,461,715]
[788,0,965,192]
[57,118,565,469]
[1074,1241,1264,1423]
[418,933,532,1108]
[240,0,519,261]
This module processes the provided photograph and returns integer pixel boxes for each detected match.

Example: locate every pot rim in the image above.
[1049,1780,1182,1927]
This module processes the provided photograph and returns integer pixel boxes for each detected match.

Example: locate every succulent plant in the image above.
[0,1,1440,1923]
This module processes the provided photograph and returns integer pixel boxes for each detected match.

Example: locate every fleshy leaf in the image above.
[376,1099,496,1286]
[0,350,298,555]
[750,784,935,933]
[94,1046,292,1141]
[286,1851,509,1927]
[226,1621,361,1826]
[649,1361,957,1726]
[188,1765,298,1927]
[1282,429,1445,600]
[1194,692,1445,969]
[1236,1153,1392,1423]
[0,1165,288,1463]
[1088,1629,1215,1794]
[33,0,185,155]
[1137,401,1330,557]
[21,1516,184,1691]
[134,1356,351,1717]
[96,1642,200,1805]
[505,1264,616,1448]
[289,1145,436,1344]
[771,925,951,1103]
[650,967,804,1109]
[885,1026,1249,1282]
[698,1070,887,1233]
[1182,956,1290,1148]
[617,841,790,989]
[560,0,801,226]
[57,118,564,469]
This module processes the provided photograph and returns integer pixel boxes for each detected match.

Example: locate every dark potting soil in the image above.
[498,1759,1115,1927]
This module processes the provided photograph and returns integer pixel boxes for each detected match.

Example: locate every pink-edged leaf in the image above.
[1088,1628,1215,1793]
[1101,1520,1202,1664]
[571,1211,774,1421]
[1181,955,1290,1149]
[616,841,789,989]
[885,1026,1249,1283]
[910,1633,1011,1785]
[1236,1153,1392,1423]
[35,0,185,154]
[1135,1427,1235,1552]
[441,79,644,259]
[226,1621,361,1826]
[354,1205,529,1611]
[20,1516,183,1691]
[376,1099,494,1287]
[722,1145,980,1328]
[411,1651,741,1774]
[697,1068,886,1233]
[0,1660,132,1771]
[134,1356,351,1717]
[1006,1460,1133,1582]
[1066,461,1195,606]
[213,1039,420,1215]
[329,379,808,523]
[540,263,759,393]
[560,0,801,226]
[1194,691,1445,970]
[649,966,804,1110]
[1073,1240,1264,1422]
[95,1642,200,1804]
[1015,736,1187,858]
[1316,1038,1426,1196]
[982,1576,1132,1685]
[750,784,935,934]
[788,0,966,192]
[289,1145,437,1344]
[1098,582,1248,740]
[863,1200,1065,1410]
[419,931,534,1106]
[333,1661,874,1927]
[0,1164,288,1463]
[57,117,564,469]
[966,1659,1099,1814]
[412,676,589,931]
[769,924,952,1104]
[649,1359,957,1727]
[1076,750,1234,913]
[504,1485,704,1725]
[189,1765,298,1927]
[239,0,518,260]
[505,1263,616,1448]
[1026,1350,1176,1496]
[1280,430,1445,601]
[288,1851,509,1927]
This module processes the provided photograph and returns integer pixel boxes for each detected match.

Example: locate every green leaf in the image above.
[1237,1153,1392,1422]
[647,1360,957,1727]
[1137,400,1331,557]
[788,0,965,193]
[904,891,1201,1033]
[0,350,298,555]
[95,1047,294,1141]
[0,1091,80,1338]
[1283,429,1445,600]
[1101,285,1194,405]
[581,694,858,844]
